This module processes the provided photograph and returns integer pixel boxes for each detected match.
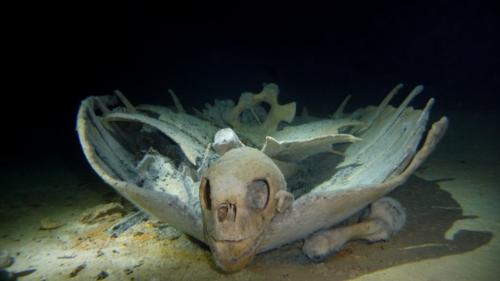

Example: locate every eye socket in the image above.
[200,177,212,210]
[247,179,269,209]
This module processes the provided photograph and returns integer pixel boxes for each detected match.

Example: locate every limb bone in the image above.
[303,197,405,261]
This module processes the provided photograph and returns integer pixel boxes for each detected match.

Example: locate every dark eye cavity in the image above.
[200,177,212,210]
[247,179,269,209]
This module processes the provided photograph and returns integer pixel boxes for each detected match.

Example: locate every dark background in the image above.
[4,0,499,163]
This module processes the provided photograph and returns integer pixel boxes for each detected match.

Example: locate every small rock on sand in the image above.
[40,218,65,230]
[0,251,14,268]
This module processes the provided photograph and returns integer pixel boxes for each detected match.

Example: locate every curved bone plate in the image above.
[76,96,205,241]
[260,86,448,252]
[76,84,448,271]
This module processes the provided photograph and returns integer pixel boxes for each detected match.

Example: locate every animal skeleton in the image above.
[76,83,448,272]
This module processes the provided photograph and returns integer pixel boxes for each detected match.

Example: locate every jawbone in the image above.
[208,234,263,272]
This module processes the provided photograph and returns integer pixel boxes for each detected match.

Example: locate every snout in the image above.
[209,237,260,272]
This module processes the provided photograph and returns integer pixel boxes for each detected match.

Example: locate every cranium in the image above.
[200,147,292,271]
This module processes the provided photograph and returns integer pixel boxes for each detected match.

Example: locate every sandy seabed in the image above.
[1,110,499,281]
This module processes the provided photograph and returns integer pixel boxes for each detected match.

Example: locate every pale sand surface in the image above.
[1,110,498,280]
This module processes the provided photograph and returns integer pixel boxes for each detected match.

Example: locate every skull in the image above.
[200,146,292,272]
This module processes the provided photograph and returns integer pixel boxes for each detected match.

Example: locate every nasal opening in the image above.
[217,202,237,222]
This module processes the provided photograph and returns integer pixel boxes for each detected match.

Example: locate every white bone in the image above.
[212,128,244,156]
[275,190,294,213]
[77,84,448,272]
[302,197,405,261]
[168,89,186,113]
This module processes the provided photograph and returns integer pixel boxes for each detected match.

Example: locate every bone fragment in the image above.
[197,142,213,176]
[354,83,403,134]
[212,128,244,156]
[275,190,294,213]
[87,106,136,181]
[223,83,296,134]
[371,83,403,123]
[79,202,125,224]
[114,90,137,113]
[105,112,205,165]
[108,211,149,238]
[168,89,186,113]
[332,94,351,119]
[94,98,111,114]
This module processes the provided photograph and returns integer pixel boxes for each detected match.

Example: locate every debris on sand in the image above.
[79,203,125,224]
[0,268,36,281]
[40,217,65,230]
[156,224,182,241]
[57,254,77,259]
[108,211,148,237]
[96,270,109,280]
[69,263,86,278]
